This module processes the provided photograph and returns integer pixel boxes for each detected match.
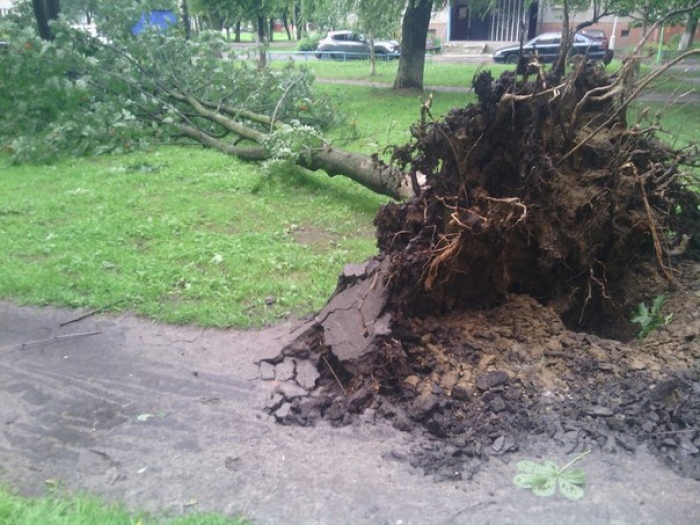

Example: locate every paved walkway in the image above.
[1,301,699,524]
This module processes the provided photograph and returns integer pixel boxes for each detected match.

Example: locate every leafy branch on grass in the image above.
[631,294,673,338]
[513,450,590,500]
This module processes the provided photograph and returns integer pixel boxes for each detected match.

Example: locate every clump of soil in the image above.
[260,60,700,480]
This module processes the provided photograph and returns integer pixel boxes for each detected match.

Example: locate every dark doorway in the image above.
[450,2,493,41]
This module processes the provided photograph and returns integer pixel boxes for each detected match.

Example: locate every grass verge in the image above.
[0,485,247,524]
[0,149,385,328]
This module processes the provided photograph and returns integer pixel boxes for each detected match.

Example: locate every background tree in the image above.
[32,0,60,40]
[393,0,433,90]
[678,10,698,50]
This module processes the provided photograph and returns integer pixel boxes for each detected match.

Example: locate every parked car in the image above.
[492,32,611,65]
[578,29,614,64]
[316,30,400,60]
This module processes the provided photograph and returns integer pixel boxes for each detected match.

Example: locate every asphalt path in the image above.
[1,301,699,524]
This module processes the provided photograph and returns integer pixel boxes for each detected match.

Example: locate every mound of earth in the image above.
[259,60,700,481]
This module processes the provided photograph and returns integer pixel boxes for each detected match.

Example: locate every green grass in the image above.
[629,101,700,148]
[0,148,386,328]
[318,84,474,153]
[0,485,247,524]
[275,58,511,89]
[284,56,698,95]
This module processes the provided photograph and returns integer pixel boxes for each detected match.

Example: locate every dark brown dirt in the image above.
[263,261,700,482]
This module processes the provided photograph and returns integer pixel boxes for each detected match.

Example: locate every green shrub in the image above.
[297,35,320,52]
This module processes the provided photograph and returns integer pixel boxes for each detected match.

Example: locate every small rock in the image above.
[585,405,614,417]
[490,396,507,413]
[325,399,346,421]
[259,361,275,381]
[275,382,307,401]
[615,434,637,452]
[393,413,414,432]
[294,359,320,390]
[265,295,276,306]
[679,436,699,454]
[275,357,296,382]
[402,375,420,394]
[274,402,293,422]
[451,382,471,401]
[492,435,505,453]
[475,371,509,391]
[297,396,325,421]
[267,393,285,411]
[412,393,439,419]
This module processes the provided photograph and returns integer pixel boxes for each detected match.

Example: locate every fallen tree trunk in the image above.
[164,90,414,199]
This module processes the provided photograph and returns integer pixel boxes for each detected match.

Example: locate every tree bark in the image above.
[393,0,433,90]
[256,14,268,67]
[678,12,698,51]
[300,146,412,199]
[180,0,191,40]
[168,93,412,200]
[32,0,51,41]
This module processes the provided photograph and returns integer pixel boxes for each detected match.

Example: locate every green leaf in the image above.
[531,476,557,497]
[540,461,559,475]
[559,478,585,500]
[651,294,666,315]
[516,460,545,474]
[513,473,538,489]
[560,468,586,485]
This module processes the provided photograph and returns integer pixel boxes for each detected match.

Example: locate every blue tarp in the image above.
[131,10,177,36]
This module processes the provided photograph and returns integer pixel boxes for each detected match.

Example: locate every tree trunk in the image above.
[46,0,59,22]
[393,0,433,90]
[180,0,191,40]
[294,2,302,40]
[282,9,292,40]
[32,0,51,41]
[678,12,698,51]
[168,93,413,200]
[300,146,412,199]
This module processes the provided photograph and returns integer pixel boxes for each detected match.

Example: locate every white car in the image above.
[316,30,400,60]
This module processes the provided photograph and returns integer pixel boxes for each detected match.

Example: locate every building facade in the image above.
[431,1,700,51]
[0,0,14,17]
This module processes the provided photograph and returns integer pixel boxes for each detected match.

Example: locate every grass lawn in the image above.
[0,149,386,328]
[0,485,248,525]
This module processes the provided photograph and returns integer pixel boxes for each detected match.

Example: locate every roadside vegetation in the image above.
[0,485,248,525]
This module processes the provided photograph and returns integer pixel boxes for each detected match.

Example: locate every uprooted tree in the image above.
[254,10,700,445]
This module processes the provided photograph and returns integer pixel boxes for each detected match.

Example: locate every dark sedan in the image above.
[492,32,611,65]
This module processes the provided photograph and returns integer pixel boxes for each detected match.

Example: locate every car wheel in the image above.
[318,51,332,60]
[375,50,388,61]
[506,54,519,64]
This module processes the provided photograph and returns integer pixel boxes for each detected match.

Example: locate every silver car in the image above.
[316,30,400,60]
